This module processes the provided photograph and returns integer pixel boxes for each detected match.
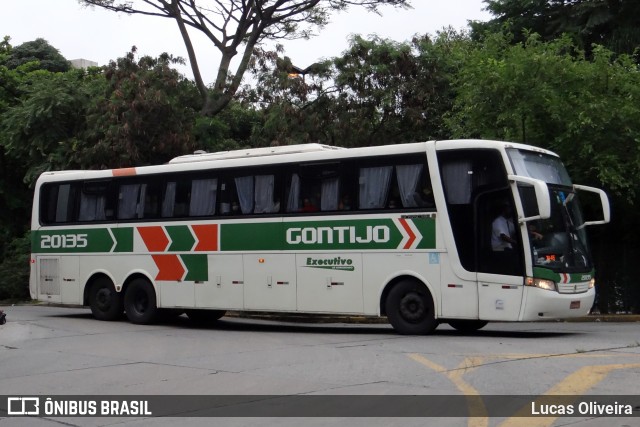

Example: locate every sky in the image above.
[2,0,491,83]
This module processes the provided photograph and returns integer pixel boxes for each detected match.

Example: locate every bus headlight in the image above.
[589,278,596,289]
[525,277,557,292]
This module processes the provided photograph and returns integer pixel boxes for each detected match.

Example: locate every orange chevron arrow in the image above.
[398,218,417,249]
[138,226,170,252]
[192,224,218,251]
[152,254,185,281]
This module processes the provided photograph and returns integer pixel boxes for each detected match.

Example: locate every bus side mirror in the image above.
[573,184,611,227]
[508,175,551,223]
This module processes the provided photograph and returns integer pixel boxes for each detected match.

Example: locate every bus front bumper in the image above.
[520,285,595,321]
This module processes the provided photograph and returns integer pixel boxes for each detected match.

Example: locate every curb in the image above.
[3,303,639,324]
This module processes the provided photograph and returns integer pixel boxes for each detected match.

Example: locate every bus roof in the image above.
[35,140,560,183]
[169,143,345,164]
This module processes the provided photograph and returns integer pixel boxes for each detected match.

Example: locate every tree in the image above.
[2,38,71,72]
[472,0,640,58]
[0,68,101,181]
[242,31,466,147]
[80,0,410,116]
[84,48,201,167]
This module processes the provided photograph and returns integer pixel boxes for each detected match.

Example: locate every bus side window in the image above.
[396,163,434,209]
[142,181,162,219]
[189,178,217,217]
[290,164,342,213]
[79,181,114,222]
[254,174,279,214]
[118,183,146,220]
[359,166,392,210]
[41,183,77,224]
[162,179,190,218]
[285,173,302,213]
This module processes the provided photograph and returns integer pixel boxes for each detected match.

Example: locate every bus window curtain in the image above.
[254,175,277,213]
[118,184,143,219]
[79,193,106,221]
[396,164,423,208]
[286,173,300,212]
[162,182,176,217]
[55,184,71,222]
[442,161,472,204]
[321,177,339,211]
[359,166,392,209]
[190,179,217,216]
[235,176,254,214]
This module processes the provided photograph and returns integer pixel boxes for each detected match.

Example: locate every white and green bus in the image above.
[29,140,610,334]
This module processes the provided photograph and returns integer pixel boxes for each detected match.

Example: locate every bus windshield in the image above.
[507,148,591,272]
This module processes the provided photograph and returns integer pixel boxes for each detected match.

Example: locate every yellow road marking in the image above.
[499,362,640,427]
[409,353,488,427]
[409,352,640,427]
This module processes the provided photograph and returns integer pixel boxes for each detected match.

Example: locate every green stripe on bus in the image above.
[33,228,134,253]
[220,218,437,251]
[221,222,283,251]
[112,228,133,252]
[181,254,208,281]
[32,217,437,254]
[166,225,196,252]
[533,267,594,283]
[412,217,436,249]
[33,229,113,253]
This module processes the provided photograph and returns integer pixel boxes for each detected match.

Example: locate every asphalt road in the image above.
[0,305,639,427]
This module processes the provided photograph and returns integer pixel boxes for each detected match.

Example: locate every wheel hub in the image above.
[399,292,426,322]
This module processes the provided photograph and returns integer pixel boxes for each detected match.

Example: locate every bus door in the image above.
[437,149,524,321]
[474,189,525,321]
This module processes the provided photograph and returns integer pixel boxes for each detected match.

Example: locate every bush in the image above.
[0,232,31,301]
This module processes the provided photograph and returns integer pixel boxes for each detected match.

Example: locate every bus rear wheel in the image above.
[124,278,158,324]
[89,277,123,321]
[385,280,437,335]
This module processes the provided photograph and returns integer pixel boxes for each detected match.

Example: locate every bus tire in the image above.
[89,277,123,321]
[385,280,437,335]
[124,278,158,324]
[447,320,488,332]
[186,309,226,324]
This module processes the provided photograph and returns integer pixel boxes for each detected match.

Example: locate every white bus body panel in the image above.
[243,254,297,311]
[297,253,364,314]
[196,255,244,309]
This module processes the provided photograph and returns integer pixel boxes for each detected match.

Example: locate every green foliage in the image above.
[0,232,31,301]
[84,49,200,167]
[473,0,640,58]
[193,101,260,152]
[2,38,71,72]
[243,31,466,147]
[1,69,101,182]
[448,31,640,199]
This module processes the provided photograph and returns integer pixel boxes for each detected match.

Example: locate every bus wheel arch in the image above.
[86,274,123,321]
[123,274,159,325]
[382,276,438,335]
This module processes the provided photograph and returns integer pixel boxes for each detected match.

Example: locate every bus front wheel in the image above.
[385,280,437,335]
[124,278,158,324]
[89,277,123,321]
